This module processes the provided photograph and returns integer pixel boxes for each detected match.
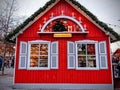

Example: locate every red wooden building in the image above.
[112,49,120,88]
[6,0,120,90]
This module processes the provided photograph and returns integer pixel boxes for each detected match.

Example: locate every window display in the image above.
[77,44,96,67]
[30,44,48,68]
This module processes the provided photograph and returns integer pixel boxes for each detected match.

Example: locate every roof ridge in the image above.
[6,0,120,43]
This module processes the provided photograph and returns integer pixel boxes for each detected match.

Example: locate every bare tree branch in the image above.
[0,0,19,75]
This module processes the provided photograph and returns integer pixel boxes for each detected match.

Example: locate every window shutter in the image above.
[100,55,108,69]
[51,41,58,69]
[19,42,27,69]
[99,41,108,69]
[99,41,106,54]
[67,41,75,69]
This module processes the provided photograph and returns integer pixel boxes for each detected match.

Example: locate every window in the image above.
[19,40,58,70]
[30,43,49,68]
[76,41,98,69]
[76,43,98,69]
[68,40,108,70]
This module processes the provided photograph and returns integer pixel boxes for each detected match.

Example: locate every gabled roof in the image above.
[6,0,120,43]
[113,49,120,56]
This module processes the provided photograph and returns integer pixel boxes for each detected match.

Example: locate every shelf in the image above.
[38,31,89,34]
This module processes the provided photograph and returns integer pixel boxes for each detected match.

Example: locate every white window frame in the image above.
[75,40,99,70]
[27,40,50,70]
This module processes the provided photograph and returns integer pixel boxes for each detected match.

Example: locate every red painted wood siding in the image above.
[15,0,112,84]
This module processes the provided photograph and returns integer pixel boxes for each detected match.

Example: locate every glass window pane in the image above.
[87,56,96,67]
[77,44,86,55]
[40,56,48,59]
[40,44,48,51]
[39,59,48,67]
[30,44,39,55]
[30,58,38,67]
[78,56,86,67]
[87,44,95,55]
[40,51,48,55]
[30,55,38,67]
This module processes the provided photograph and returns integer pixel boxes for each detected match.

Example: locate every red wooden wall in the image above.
[14,0,112,84]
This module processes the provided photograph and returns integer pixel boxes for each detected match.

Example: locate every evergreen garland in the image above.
[6,0,120,42]
[5,0,56,42]
[52,20,67,32]
[69,0,120,42]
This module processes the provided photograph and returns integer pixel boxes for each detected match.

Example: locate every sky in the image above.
[15,0,120,52]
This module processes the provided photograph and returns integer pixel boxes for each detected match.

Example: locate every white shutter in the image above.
[68,41,75,54]
[99,41,106,54]
[51,41,58,54]
[100,55,108,69]
[68,55,75,69]
[19,42,27,69]
[67,41,75,69]
[99,41,108,69]
[51,41,58,69]
[51,55,58,69]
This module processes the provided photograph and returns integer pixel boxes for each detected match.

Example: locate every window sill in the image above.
[76,67,99,70]
[27,67,50,70]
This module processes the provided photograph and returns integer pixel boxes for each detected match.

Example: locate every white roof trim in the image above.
[40,15,85,32]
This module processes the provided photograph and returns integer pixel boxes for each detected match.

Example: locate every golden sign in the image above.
[53,33,72,38]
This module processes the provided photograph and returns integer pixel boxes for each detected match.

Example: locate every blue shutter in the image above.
[51,41,58,69]
[19,42,27,69]
[99,41,108,69]
[67,41,75,69]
